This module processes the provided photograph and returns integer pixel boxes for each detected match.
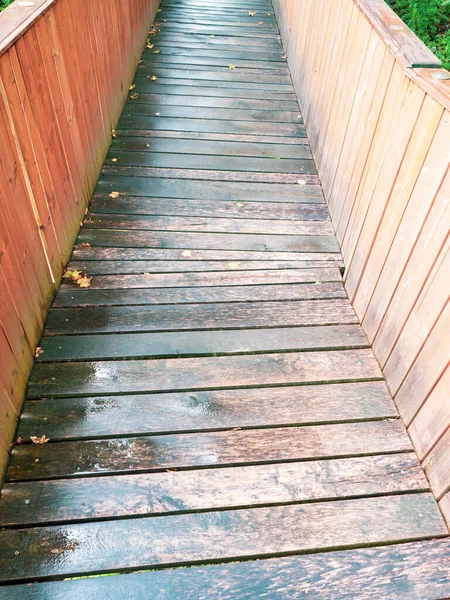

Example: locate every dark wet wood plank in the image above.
[28,349,382,398]
[117,115,305,137]
[143,47,288,61]
[110,134,310,157]
[66,260,338,275]
[62,268,342,289]
[17,381,395,440]
[43,300,356,336]
[83,215,329,235]
[0,495,445,583]
[4,539,450,600]
[71,247,339,261]
[7,421,411,481]
[146,55,288,70]
[78,230,339,252]
[53,282,346,308]
[103,151,310,173]
[37,324,367,362]
[133,82,296,99]
[94,177,324,202]
[0,454,427,527]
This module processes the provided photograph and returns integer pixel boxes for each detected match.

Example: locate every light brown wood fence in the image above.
[0,0,159,477]
[273,0,450,521]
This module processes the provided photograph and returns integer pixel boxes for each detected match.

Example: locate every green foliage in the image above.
[387,0,450,69]
[0,0,14,11]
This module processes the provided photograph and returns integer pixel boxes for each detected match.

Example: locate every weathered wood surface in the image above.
[3,539,450,600]
[272,0,450,521]
[0,0,448,594]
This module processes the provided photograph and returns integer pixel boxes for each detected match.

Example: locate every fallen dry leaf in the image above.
[248,11,255,16]
[152,49,161,54]
[78,276,92,288]
[297,179,306,185]
[78,242,91,248]
[30,435,50,444]
[181,250,192,257]
[109,191,120,198]
[129,84,136,91]
[236,202,244,208]
[259,21,264,24]
[229,65,235,69]
[282,54,288,59]
[143,272,153,278]
[111,158,118,162]
[35,347,44,358]
[111,129,117,138]
[147,43,154,49]
[228,262,240,269]
[130,93,139,100]
[151,76,157,81]
[210,34,215,38]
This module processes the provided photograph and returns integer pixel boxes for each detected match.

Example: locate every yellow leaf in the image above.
[109,191,120,198]
[63,269,82,281]
[297,180,306,186]
[30,435,50,444]
[181,250,192,257]
[236,202,244,208]
[248,11,255,16]
[228,262,240,269]
[147,43,154,49]
[129,84,136,91]
[77,276,92,288]
[130,93,139,99]
[152,49,161,54]
[111,129,117,138]
[315,281,323,285]
[210,34,215,38]
[146,144,150,147]
[35,347,44,358]
[151,76,157,81]
[229,65,235,69]
[111,158,118,162]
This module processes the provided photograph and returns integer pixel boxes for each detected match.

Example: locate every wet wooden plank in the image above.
[66,260,337,275]
[70,247,339,262]
[43,300,356,336]
[94,177,324,203]
[0,494,444,582]
[4,538,450,599]
[133,82,297,99]
[17,381,395,440]
[78,230,339,253]
[28,349,383,398]
[53,282,346,308]
[37,324,367,362]
[62,267,342,289]
[101,166,319,185]
[142,46,288,62]
[146,55,287,70]
[110,134,310,157]
[7,419,410,481]
[83,215,329,235]
[0,454,427,527]
[117,115,305,137]
[104,151,310,174]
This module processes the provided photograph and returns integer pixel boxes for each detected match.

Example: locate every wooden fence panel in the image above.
[0,0,160,479]
[273,0,450,523]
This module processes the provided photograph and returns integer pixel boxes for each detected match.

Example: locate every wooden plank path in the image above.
[0,0,449,597]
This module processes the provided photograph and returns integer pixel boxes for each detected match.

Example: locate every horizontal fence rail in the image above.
[273,0,450,522]
[0,0,159,477]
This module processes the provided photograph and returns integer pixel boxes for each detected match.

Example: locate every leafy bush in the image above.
[387,0,450,69]
[0,0,14,10]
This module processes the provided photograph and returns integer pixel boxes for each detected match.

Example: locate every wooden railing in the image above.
[273,0,450,522]
[0,0,159,477]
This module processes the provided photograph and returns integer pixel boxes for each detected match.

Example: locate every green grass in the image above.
[0,0,14,10]
[387,0,450,69]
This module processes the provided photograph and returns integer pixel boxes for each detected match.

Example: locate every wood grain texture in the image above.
[0,454,427,526]
[7,419,410,481]
[0,495,445,582]
[3,539,450,599]
[17,381,395,440]
[27,349,383,398]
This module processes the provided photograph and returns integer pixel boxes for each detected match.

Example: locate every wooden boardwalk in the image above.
[0,0,449,597]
